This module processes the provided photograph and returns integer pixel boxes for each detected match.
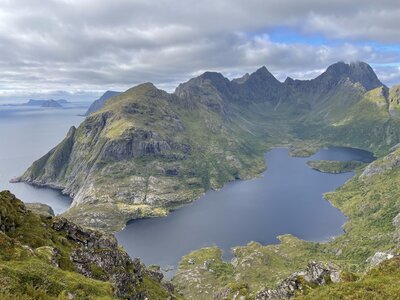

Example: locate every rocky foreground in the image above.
[0,190,181,299]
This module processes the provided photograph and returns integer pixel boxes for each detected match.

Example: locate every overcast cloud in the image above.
[0,0,400,100]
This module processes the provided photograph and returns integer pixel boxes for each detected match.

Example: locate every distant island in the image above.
[23,99,69,107]
[2,99,69,108]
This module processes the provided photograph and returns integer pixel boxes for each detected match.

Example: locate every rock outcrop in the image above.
[255,261,341,299]
[52,217,143,298]
[367,251,396,267]
[361,147,400,178]
[25,202,55,216]
[0,191,177,299]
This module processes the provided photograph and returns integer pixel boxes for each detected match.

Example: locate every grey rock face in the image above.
[100,130,176,161]
[321,61,383,91]
[367,251,395,267]
[52,217,142,298]
[361,150,400,178]
[232,73,250,84]
[145,265,164,283]
[25,203,55,217]
[255,261,341,299]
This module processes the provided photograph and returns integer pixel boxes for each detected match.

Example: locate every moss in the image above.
[104,119,135,139]
[0,258,114,299]
[89,264,109,281]
[0,192,176,299]
[135,274,184,300]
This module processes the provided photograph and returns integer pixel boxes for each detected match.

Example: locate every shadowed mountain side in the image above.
[84,90,121,115]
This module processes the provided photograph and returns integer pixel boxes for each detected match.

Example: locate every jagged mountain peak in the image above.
[174,71,232,103]
[197,71,231,88]
[320,61,383,91]
[284,76,295,84]
[249,65,280,83]
[232,73,250,84]
[198,71,226,80]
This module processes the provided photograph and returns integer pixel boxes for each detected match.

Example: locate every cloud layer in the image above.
[0,0,400,100]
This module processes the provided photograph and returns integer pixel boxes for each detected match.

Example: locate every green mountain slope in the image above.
[0,191,180,299]
[15,61,400,233]
[8,61,400,299]
[17,82,266,231]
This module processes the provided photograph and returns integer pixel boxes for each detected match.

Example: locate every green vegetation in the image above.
[18,62,400,233]
[136,274,184,300]
[0,191,178,299]
[0,191,114,299]
[0,257,114,299]
[297,257,400,299]
[12,62,400,299]
[173,148,400,298]
[306,160,366,173]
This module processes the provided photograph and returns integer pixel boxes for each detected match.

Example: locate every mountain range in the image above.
[14,61,400,232]
[5,60,400,299]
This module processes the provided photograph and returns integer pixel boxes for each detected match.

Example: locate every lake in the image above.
[0,106,376,276]
[115,147,375,275]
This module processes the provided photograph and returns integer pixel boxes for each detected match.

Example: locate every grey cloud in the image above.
[0,0,400,99]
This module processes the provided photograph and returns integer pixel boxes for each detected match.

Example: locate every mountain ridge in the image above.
[14,61,399,233]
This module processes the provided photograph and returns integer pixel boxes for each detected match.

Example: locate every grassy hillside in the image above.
[173,146,400,298]
[19,83,268,232]
[297,257,400,299]
[0,191,180,299]
[8,62,400,298]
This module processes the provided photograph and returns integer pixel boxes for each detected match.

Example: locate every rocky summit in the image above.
[15,61,400,233]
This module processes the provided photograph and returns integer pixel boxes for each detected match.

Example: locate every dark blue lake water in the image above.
[116,147,374,275]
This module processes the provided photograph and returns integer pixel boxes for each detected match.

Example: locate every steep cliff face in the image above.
[0,191,179,299]
[18,82,264,231]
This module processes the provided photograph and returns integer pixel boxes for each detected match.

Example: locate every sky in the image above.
[0,0,400,102]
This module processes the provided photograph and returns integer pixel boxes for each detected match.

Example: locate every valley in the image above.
[2,61,400,299]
